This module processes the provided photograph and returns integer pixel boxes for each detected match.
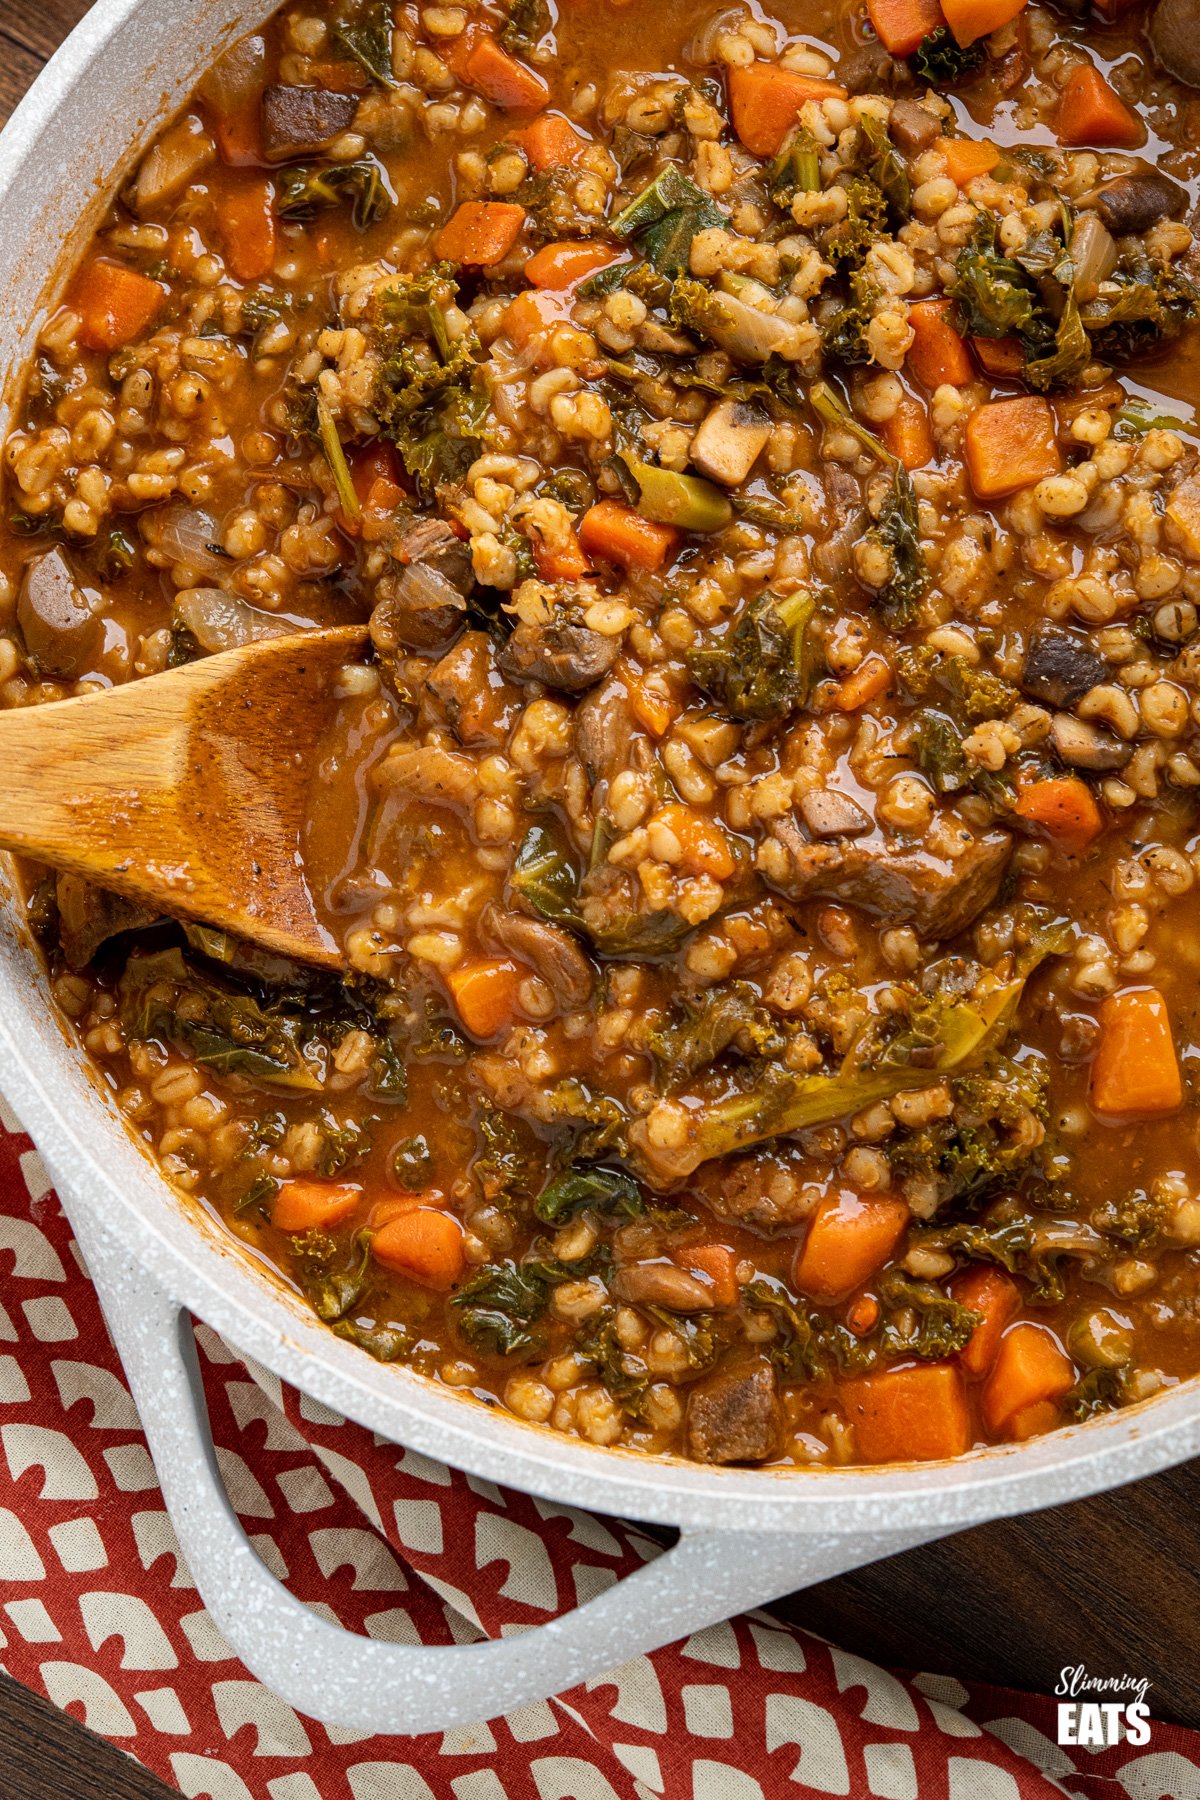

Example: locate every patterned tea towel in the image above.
[0,1104,1198,1800]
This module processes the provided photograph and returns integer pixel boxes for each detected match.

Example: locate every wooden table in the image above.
[2,4,1199,1793]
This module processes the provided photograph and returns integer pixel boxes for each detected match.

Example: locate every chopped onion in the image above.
[140,503,231,579]
[397,559,465,612]
[198,33,266,116]
[1071,212,1117,301]
[132,114,214,218]
[686,7,747,64]
[174,588,307,654]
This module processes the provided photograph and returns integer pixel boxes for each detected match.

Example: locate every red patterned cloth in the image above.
[1,1112,1198,1800]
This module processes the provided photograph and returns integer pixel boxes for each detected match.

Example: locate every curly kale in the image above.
[825,174,889,268]
[472,1102,537,1214]
[647,982,785,1088]
[1064,1364,1130,1422]
[500,0,550,51]
[910,27,983,83]
[876,1271,982,1360]
[293,1230,372,1323]
[510,823,581,927]
[452,1262,547,1357]
[823,267,880,366]
[950,214,1039,340]
[687,589,816,720]
[534,1165,643,1225]
[277,159,392,229]
[867,463,927,624]
[900,647,1018,796]
[577,1310,650,1416]
[1082,258,1200,363]
[369,267,488,496]
[334,2,397,87]
[1092,1187,1167,1250]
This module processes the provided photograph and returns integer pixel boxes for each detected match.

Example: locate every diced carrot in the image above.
[625,671,681,738]
[434,201,526,267]
[579,499,680,572]
[456,32,549,110]
[72,259,166,352]
[867,0,945,56]
[213,99,262,165]
[683,1244,740,1309]
[982,1322,1075,1438]
[964,395,1061,501]
[220,173,276,284]
[445,958,525,1040]
[881,395,935,471]
[941,0,1029,49]
[652,802,736,880]
[935,135,1002,186]
[1008,1399,1061,1440]
[948,1265,1021,1378]
[351,440,403,508]
[1014,776,1104,856]
[1090,987,1183,1119]
[1057,63,1143,149]
[843,1363,972,1463]
[307,57,368,92]
[794,1190,911,1304]
[727,63,848,159]
[833,653,893,712]
[529,518,590,581]
[371,1209,466,1290]
[512,112,587,171]
[847,1293,881,1337]
[502,288,565,348]
[908,298,973,389]
[525,240,622,290]
[271,1179,362,1233]
[972,334,1026,379]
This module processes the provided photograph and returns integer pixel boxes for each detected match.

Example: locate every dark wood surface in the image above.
[0,5,1198,1793]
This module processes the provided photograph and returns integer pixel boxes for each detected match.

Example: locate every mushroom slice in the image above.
[261,85,358,162]
[689,398,772,487]
[481,903,594,1007]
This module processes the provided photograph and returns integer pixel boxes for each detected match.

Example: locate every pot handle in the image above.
[75,1207,940,1734]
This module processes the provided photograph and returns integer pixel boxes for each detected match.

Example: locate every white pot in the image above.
[0,0,1193,1734]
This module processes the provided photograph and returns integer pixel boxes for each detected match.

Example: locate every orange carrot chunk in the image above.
[683,1244,740,1309]
[881,395,935,471]
[972,334,1026,379]
[530,518,590,581]
[949,1265,1021,1378]
[1057,63,1143,148]
[833,654,893,712]
[843,1363,972,1463]
[502,288,565,348]
[434,200,526,266]
[651,802,735,880]
[867,0,946,57]
[221,173,277,283]
[460,33,549,109]
[446,959,525,1040]
[964,395,1061,500]
[941,0,1029,48]
[371,1209,466,1290]
[1014,777,1104,856]
[935,135,1002,186]
[272,1179,363,1233]
[512,112,587,170]
[907,298,973,388]
[727,63,848,158]
[982,1323,1075,1438]
[579,499,680,572]
[794,1190,911,1304]
[73,259,166,351]
[1090,987,1183,1118]
[525,240,622,290]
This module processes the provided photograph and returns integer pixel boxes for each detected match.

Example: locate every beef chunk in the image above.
[696,1155,812,1232]
[261,86,358,161]
[1094,169,1187,236]
[1020,625,1107,709]
[686,1362,781,1465]
[498,618,621,692]
[56,875,158,971]
[798,789,872,839]
[889,98,941,155]
[768,820,1011,940]
[393,516,474,590]
[423,631,517,748]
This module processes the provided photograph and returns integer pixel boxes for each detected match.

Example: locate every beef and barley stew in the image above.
[10,0,1200,1468]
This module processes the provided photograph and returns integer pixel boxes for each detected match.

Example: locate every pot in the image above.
[0,0,1196,1737]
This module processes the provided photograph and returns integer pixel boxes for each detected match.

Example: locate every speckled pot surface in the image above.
[0,0,1197,1730]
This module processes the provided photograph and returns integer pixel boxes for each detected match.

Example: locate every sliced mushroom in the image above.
[498,618,621,693]
[261,85,358,162]
[798,789,873,839]
[56,875,158,971]
[1090,168,1188,236]
[1020,625,1107,710]
[1049,713,1132,771]
[17,548,102,679]
[689,398,772,487]
[888,97,941,155]
[614,1261,716,1312]
[1150,0,1200,87]
[574,674,635,784]
[131,114,214,216]
[480,902,594,1006]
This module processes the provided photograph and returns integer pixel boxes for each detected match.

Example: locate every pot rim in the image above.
[0,0,1196,1537]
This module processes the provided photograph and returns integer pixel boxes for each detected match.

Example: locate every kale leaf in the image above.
[910,27,983,83]
[612,166,727,278]
[278,159,392,229]
[687,589,816,720]
[647,981,784,1088]
[535,1165,643,1225]
[451,1261,548,1356]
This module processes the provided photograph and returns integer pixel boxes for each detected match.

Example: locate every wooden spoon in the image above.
[0,624,369,970]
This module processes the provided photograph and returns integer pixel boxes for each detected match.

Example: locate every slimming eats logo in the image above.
[1056,1666,1152,1747]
